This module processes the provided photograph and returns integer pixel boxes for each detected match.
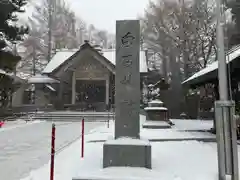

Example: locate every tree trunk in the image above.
[162,50,168,80]
[168,50,183,118]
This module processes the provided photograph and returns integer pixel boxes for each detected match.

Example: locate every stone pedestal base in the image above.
[145,109,168,121]
[103,138,151,169]
[142,121,171,129]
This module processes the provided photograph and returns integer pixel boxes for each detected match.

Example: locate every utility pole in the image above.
[215,0,238,179]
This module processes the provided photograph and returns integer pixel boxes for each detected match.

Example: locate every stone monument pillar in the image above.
[103,20,151,169]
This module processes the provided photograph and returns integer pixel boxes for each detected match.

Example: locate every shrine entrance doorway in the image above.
[75,80,106,104]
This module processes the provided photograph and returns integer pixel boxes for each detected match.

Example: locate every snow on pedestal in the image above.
[144,107,168,111]
[147,99,164,107]
[104,137,150,146]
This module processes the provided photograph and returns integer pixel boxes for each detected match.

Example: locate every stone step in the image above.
[33,114,115,116]
[32,116,112,119]
[34,114,114,117]
[26,111,115,121]
[33,118,109,122]
[32,116,114,118]
[142,121,171,129]
[31,115,114,121]
[33,111,114,116]
[32,115,114,119]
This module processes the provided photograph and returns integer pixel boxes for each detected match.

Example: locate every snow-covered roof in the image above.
[27,74,59,84]
[42,49,148,74]
[182,45,240,85]
[42,51,76,74]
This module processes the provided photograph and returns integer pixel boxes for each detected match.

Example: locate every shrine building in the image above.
[13,41,149,111]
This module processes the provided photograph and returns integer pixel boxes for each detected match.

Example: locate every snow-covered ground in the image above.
[0,119,104,180]
[0,120,41,133]
[86,117,215,142]
[72,141,220,180]
[18,115,234,180]
[171,119,213,130]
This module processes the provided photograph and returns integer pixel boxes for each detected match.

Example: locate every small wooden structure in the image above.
[182,44,240,132]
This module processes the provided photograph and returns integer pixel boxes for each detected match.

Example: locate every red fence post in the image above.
[81,118,84,158]
[107,110,110,128]
[50,123,56,180]
[107,119,110,128]
[0,121,4,128]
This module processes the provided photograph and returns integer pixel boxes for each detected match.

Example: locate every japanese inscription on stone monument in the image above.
[115,20,140,139]
[121,55,133,67]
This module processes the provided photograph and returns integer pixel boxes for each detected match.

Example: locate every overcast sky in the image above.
[67,0,149,33]
[21,0,150,34]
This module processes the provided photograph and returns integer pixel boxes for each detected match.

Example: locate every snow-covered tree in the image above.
[19,0,85,74]
[0,0,28,108]
[18,18,47,75]
[142,0,217,79]
[95,30,108,48]
[228,0,240,46]
[87,24,115,49]
[19,0,116,76]
[142,0,218,117]
[32,0,79,49]
[75,18,87,45]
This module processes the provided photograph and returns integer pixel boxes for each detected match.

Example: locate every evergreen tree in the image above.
[0,0,28,71]
[0,0,28,108]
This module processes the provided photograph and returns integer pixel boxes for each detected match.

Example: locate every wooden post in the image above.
[50,123,55,180]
